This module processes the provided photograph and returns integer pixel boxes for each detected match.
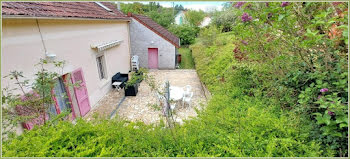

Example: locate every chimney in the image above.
[117,2,121,10]
[127,12,132,17]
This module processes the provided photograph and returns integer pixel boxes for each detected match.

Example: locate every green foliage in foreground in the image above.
[3,98,327,157]
[178,48,195,69]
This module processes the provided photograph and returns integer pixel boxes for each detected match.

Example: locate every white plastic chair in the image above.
[182,92,193,107]
[183,85,192,93]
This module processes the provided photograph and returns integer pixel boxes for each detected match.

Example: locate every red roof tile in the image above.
[2,2,130,20]
[129,13,180,48]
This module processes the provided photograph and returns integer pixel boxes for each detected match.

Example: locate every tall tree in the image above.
[119,2,175,29]
[174,4,184,14]
[184,9,206,26]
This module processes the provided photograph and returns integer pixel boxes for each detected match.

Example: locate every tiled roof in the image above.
[2,2,130,20]
[129,13,180,48]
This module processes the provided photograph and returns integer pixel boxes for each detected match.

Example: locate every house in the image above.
[199,16,212,28]
[127,13,180,69]
[174,10,187,25]
[2,2,131,131]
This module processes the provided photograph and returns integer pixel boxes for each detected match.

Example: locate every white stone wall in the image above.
[129,18,176,69]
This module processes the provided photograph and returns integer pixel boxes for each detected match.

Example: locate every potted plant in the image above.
[124,69,146,96]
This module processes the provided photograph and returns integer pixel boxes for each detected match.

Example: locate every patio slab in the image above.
[85,69,207,124]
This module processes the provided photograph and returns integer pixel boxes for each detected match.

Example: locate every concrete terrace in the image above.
[85,69,208,124]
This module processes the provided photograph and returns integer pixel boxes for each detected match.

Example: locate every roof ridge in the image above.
[130,13,180,48]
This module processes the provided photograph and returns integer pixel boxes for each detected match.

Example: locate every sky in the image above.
[119,1,225,11]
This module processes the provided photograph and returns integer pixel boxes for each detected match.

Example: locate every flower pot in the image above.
[125,84,139,96]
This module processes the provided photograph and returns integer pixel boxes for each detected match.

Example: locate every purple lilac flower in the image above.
[241,40,248,45]
[320,88,329,93]
[281,2,290,7]
[265,2,269,7]
[234,2,246,8]
[328,111,335,116]
[332,2,342,6]
[241,13,253,22]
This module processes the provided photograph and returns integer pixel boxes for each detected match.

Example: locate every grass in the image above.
[178,47,195,69]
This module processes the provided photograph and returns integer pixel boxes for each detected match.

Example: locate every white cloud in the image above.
[184,4,223,11]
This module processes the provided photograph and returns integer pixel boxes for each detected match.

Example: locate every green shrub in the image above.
[168,24,199,46]
[178,48,195,69]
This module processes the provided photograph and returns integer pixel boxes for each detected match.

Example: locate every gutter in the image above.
[2,15,131,22]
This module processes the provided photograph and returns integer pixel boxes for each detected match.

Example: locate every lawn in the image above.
[178,47,195,69]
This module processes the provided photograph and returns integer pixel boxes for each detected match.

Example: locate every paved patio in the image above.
[85,69,207,124]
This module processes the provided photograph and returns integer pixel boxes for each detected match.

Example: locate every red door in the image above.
[71,68,91,117]
[148,48,158,69]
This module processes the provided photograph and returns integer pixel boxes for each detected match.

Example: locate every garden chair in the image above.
[183,85,192,93]
[182,92,193,107]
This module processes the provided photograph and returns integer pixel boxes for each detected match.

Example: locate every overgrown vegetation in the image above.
[119,2,178,29]
[168,24,199,46]
[168,9,206,46]
[178,48,195,69]
[192,2,348,156]
[2,2,348,157]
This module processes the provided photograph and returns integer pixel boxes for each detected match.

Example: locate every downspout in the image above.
[127,13,132,72]
[36,19,47,56]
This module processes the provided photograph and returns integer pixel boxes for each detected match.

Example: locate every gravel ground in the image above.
[85,69,207,124]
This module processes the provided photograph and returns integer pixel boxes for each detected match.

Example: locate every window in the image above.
[96,54,107,80]
[49,77,71,119]
[53,77,71,112]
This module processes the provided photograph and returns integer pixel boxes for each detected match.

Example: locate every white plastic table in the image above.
[112,81,123,91]
[169,86,184,101]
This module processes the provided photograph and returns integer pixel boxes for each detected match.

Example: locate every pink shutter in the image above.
[71,68,91,117]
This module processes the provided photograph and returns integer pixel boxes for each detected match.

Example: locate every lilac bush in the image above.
[241,13,252,22]
[281,2,290,7]
[234,2,246,8]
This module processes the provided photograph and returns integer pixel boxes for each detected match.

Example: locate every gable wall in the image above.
[129,18,176,69]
